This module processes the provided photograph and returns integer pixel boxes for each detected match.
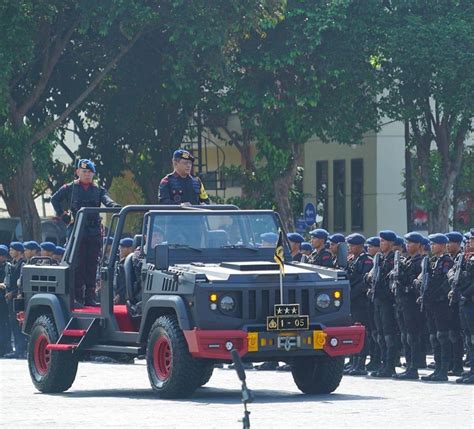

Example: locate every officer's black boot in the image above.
[457,335,474,384]
[366,331,382,371]
[448,330,464,376]
[394,333,420,379]
[349,355,368,376]
[423,331,449,382]
[74,287,84,309]
[372,335,396,378]
[84,288,100,307]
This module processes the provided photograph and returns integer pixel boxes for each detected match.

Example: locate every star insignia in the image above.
[277,308,283,315]
[292,307,298,314]
[284,307,290,314]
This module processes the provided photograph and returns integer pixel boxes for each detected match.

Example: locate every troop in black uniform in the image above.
[51,159,120,307]
[113,238,134,305]
[328,233,346,266]
[346,233,373,375]
[0,245,12,356]
[287,233,304,262]
[158,150,210,206]
[308,229,334,267]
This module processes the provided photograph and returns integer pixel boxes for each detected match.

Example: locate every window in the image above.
[316,161,329,230]
[333,160,346,231]
[351,159,364,230]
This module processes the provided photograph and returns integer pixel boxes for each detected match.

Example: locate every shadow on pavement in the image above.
[52,387,384,404]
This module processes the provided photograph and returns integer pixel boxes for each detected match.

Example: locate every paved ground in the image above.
[1,359,472,428]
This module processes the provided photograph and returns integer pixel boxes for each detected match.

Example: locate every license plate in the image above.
[277,335,300,351]
[267,315,309,331]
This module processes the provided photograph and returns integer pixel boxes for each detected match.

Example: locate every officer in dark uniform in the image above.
[287,233,304,261]
[51,159,120,306]
[346,233,373,375]
[328,233,346,266]
[364,236,382,371]
[418,233,454,382]
[53,246,65,263]
[0,245,12,356]
[451,229,474,384]
[23,241,41,261]
[392,232,424,380]
[368,230,398,378]
[113,238,134,305]
[3,242,27,358]
[445,231,465,376]
[308,229,334,267]
[158,150,210,206]
[300,242,312,261]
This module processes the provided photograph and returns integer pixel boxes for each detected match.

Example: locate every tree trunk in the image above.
[273,144,302,231]
[10,151,42,240]
[428,193,450,233]
[404,121,413,231]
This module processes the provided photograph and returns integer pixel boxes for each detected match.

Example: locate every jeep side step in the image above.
[84,344,145,355]
[46,317,100,352]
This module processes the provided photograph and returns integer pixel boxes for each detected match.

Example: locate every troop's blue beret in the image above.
[428,233,448,244]
[470,227,474,236]
[77,159,96,173]
[366,236,380,247]
[421,237,430,246]
[10,242,24,252]
[260,232,278,244]
[445,231,463,243]
[394,235,405,246]
[119,237,134,248]
[24,241,41,251]
[0,244,9,257]
[173,149,194,162]
[287,233,304,243]
[379,230,397,242]
[300,242,312,252]
[103,236,114,246]
[404,232,424,244]
[346,233,366,245]
[40,241,56,252]
[328,233,345,244]
[54,246,65,255]
[309,228,329,240]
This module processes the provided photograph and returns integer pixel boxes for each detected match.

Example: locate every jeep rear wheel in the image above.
[291,355,344,394]
[28,314,79,393]
[198,363,214,387]
[146,315,204,398]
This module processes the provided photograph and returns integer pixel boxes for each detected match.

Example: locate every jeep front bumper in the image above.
[183,325,365,361]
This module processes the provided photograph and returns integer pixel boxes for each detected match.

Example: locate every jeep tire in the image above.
[28,314,79,393]
[146,315,204,398]
[291,355,344,394]
[198,363,214,387]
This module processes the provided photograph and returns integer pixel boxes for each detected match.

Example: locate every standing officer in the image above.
[328,233,346,266]
[308,229,334,267]
[392,232,424,380]
[418,233,453,382]
[368,230,398,378]
[158,150,209,206]
[366,236,381,258]
[53,246,65,263]
[51,159,120,306]
[3,242,26,358]
[0,245,12,356]
[451,229,474,384]
[445,231,465,376]
[300,242,312,260]
[346,233,373,375]
[23,241,41,260]
[287,233,304,261]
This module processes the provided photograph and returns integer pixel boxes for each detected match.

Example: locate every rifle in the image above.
[231,349,254,429]
[370,253,381,302]
[449,252,464,306]
[390,250,401,294]
[419,256,429,312]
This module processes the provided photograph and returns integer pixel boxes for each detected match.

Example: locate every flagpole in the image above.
[279,270,284,305]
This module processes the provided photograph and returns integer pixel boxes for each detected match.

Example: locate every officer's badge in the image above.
[182,152,190,159]
[81,162,87,169]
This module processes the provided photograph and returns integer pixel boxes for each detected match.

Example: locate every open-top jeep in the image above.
[19,205,364,398]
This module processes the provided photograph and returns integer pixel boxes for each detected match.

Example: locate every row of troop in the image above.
[0,242,65,358]
[286,227,474,385]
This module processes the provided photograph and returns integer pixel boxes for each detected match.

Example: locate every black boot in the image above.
[393,367,419,380]
[456,373,474,384]
[84,288,100,307]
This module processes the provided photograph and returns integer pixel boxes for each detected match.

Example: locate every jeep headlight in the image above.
[220,295,235,312]
[316,293,331,309]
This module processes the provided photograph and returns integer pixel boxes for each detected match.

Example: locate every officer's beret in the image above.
[10,241,24,252]
[24,241,41,251]
[346,233,366,245]
[77,159,96,173]
[428,233,448,244]
[394,235,405,246]
[300,242,312,252]
[260,232,278,244]
[103,236,114,246]
[366,236,380,247]
[173,149,194,162]
[54,246,65,255]
[379,230,397,242]
[0,244,9,257]
[445,231,463,243]
[328,233,346,244]
[40,241,56,252]
[119,237,134,248]
[287,233,304,244]
[404,232,424,244]
[421,237,429,246]
[309,228,329,240]
[470,227,474,236]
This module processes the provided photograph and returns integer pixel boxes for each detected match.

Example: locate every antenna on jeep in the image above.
[231,349,254,429]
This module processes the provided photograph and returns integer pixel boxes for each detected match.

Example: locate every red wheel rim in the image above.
[34,334,51,376]
[153,336,172,380]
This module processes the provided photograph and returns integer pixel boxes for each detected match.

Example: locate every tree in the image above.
[0,1,151,239]
[374,0,474,232]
